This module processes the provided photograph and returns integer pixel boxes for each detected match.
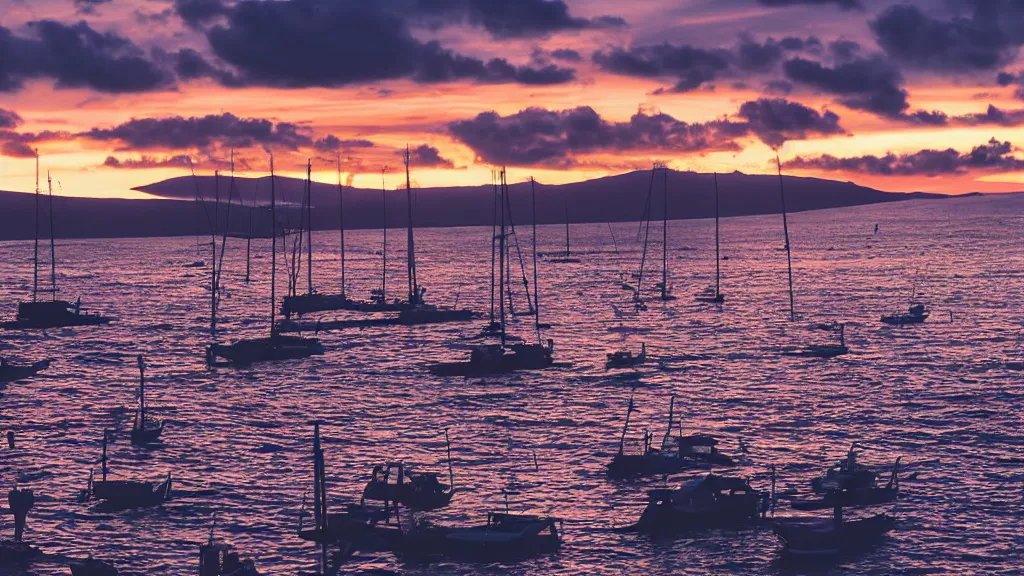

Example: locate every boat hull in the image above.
[0,360,50,383]
[774,513,894,557]
[208,335,324,366]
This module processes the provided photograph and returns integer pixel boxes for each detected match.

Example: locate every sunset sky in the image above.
[3,0,1024,198]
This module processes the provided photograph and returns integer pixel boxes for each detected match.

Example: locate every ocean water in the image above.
[0,193,1021,575]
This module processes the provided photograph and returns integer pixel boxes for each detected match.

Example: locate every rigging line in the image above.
[503,183,535,313]
[635,168,658,301]
[213,153,239,307]
[188,159,218,236]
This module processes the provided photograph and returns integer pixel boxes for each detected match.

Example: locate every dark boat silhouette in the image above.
[782,324,849,358]
[695,172,725,303]
[881,302,930,325]
[794,457,901,510]
[199,516,261,576]
[69,557,119,576]
[607,395,736,479]
[633,473,772,534]
[606,343,647,369]
[206,156,323,366]
[1,487,41,564]
[809,443,878,494]
[81,430,171,511]
[129,355,164,446]
[0,359,50,384]
[361,429,455,511]
[3,161,112,330]
[398,511,561,562]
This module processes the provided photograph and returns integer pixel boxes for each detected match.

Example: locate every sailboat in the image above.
[206,156,325,366]
[2,158,112,330]
[695,173,725,303]
[547,204,580,264]
[130,355,163,446]
[81,430,172,511]
[481,173,503,336]
[199,517,261,576]
[430,171,554,376]
[655,167,675,301]
[627,165,661,311]
[0,358,50,384]
[362,429,456,511]
[778,152,796,322]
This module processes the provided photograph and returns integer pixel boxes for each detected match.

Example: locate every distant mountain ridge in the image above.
[0,169,951,240]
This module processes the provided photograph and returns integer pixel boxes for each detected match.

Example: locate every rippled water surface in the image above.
[1,194,1022,575]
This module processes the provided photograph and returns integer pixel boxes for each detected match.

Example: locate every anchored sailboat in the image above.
[3,156,112,330]
[130,355,163,446]
[695,172,725,303]
[547,204,580,264]
[206,156,325,366]
[81,430,171,511]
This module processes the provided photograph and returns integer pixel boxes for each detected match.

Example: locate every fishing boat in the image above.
[633,473,772,534]
[607,395,736,479]
[399,511,561,562]
[130,355,164,446]
[782,324,849,358]
[206,156,324,366]
[881,302,930,325]
[82,430,172,510]
[809,443,877,494]
[430,173,556,376]
[695,172,725,303]
[0,358,50,384]
[362,430,455,511]
[773,510,895,558]
[199,517,261,576]
[2,161,112,330]
[793,457,901,511]
[547,205,581,264]
[606,343,647,369]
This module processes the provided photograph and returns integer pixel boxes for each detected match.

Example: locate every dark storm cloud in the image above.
[449,99,843,167]
[995,70,1024,98]
[757,0,863,9]
[550,49,583,62]
[73,0,112,15]
[0,20,173,93]
[953,104,1024,126]
[592,43,730,92]
[0,108,23,129]
[313,135,376,153]
[81,113,313,151]
[787,138,1024,175]
[196,0,575,88]
[870,3,1024,72]
[736,98,844,147]
[403,144,456,168]
[413,0,625,39]
[103,155,194,169]
[783,56,946,124]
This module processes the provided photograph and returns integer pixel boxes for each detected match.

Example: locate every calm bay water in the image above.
[1,193,1021,575]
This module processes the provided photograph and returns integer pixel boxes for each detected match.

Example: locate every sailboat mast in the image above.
[137,356,146,430]
[661,167,668,300]
[211,171,219,337]
[776,151,795,321]
[531,177,541,343]
[311,423,325,571]
[33,152,39,303]
[713,172,721,297]
[245,173,252,284]
[270,157,277,336]
[635,168,657,301]
[306,160,313,295]
[47,172,56,301]
[564,205,570,258]
[404,146,418,305]
[381,168,387,301]
[489,171,498,325]
[338,156,346,298]
[498,169,507,346]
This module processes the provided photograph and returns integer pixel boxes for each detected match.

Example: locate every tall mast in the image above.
[137,355,146,430]
[661,167,668,301]
[489,171,498,325]
[245,181,252,284]
[47,171,56,301]
[404,146,418,305]
[337,156,346,298]
[306,159,313,295]
[776,151,795,321]
[564,204,570,258]
[311,422,327,573]
[270,156,277,336]
[531,177,540,343]
[381,168,387,301]
[32,151,39,302]
[498,169,507,346]
[713,172,721,298]
[211,171,219,337]
[635,168,657,303]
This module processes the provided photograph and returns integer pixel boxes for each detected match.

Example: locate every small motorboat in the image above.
[207,333,324,366]
[400,512,561,562]
[773,511,895,558]
[793,457,901,511]
[362,430,455,511]
[129,355,164,446]
[634,473,772,534]
[82,430,172,511]
[183,260,207,269]
[606,343,647,369]
[2,299,112,330]
[429,340,554,377]
[881,302,929,325]
[69,557,119,576]
[200,519,260,576]
[810,444,877,494]
[782,324,848,358]
[0,359,50,384]
[607,395,736,479]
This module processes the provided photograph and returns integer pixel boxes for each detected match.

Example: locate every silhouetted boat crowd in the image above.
[2,155,1018,574]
